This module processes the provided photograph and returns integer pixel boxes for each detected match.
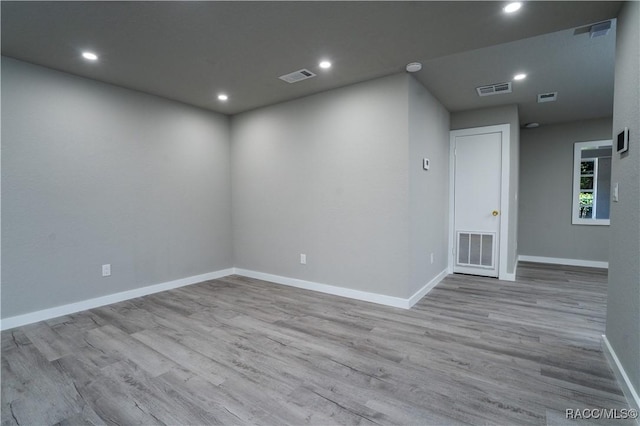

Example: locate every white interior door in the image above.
[452,130,503,277]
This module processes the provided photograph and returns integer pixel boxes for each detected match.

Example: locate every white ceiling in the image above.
[1,1,622,125]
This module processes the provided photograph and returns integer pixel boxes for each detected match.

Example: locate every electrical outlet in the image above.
[430,253,434,264]
[102,264,111,277]
[300,254,307,265]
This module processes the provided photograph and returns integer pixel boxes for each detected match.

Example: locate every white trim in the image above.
[572,140,612,226]
[518,255,608,269]
[449,124,511,281]
[235,268,407,308]
[500,257,518,281]
[498,124,511,282]
[0,268,234,331]
[407,269,449,307]
[602,335,640,415]
[235,268,448,310]
[1,267,450,330]
[501,272,516,281]
[448,134,456,274]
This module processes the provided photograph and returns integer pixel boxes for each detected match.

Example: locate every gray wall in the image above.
[518,118,612,261]
[2,61,450,319]
[606,0,640,401]
[1,57,233,318]
[408,77,450,294]
[232,74,411,298]
[450,105,520,274]
[232,73,450,299]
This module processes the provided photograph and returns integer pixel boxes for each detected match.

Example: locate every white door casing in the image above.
[449,125,511,280]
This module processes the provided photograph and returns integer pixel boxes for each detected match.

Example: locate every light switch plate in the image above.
[423,158,430,170]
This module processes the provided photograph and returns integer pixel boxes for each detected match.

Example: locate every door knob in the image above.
[492,210,499,216]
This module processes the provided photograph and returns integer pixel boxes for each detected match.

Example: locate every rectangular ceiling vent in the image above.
[476,82,512,97]
[278,68,317,84]
[537,92,558,103]
[590,20,612,38]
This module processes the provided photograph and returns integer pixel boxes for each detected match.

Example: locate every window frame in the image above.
[572,140,611,226]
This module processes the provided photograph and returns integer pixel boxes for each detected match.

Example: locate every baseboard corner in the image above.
[500,271,517,282]
[602,334,640,415]
[407,268,449,308]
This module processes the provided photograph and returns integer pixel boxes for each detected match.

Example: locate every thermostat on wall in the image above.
[423,158,430,170]
[617,127,629,154]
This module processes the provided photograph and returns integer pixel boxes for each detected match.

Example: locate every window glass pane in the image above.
[580,192,594,206]
[580,176,594,190]
[579,205,593,219]
[573,141,611,224]
[581,161,595,174]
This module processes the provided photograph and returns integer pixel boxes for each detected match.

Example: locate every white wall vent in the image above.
[457,232,495,268]
[537,92,558,103]
[278,69,317,84]
[476,82,512,97]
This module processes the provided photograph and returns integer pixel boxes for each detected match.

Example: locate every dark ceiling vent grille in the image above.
[278,69,317,83]
[476,82,512,97]
[590,20,612,38]
[537,92,558,103]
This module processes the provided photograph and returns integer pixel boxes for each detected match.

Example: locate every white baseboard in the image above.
[1,267,449,330]
[518,255,608,269]
[235,268,449,310]
[407,269,449,307]
[0,268,235,331]
[500,271,516,281]
[500,258,518,281]
[602,335,640,416]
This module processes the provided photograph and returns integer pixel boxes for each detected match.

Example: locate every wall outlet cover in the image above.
[102,264,111,277]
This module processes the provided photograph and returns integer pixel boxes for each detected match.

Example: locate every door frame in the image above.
[448,124,511,281]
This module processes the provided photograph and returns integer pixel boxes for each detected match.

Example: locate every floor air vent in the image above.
[279,69,317,84]
[476,82,512,97]
[457,232,495,267]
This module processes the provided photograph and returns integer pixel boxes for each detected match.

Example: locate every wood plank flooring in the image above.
[1,263,634,425]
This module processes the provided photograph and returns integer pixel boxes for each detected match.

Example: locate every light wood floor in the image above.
[1,263,633,425]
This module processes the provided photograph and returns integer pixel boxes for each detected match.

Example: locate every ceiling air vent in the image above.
[590,21,612,38]
[537,92,558,103]
[476,82,512,97]
[278,68,317,84]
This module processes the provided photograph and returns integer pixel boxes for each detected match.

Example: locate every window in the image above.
[572,140,612,225]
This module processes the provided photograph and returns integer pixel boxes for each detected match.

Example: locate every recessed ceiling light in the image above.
[503,2,522,13]
[319,61,332,69]
[82,51,98,61]
[218,94,229,101]
[523,122,540,129]
[406,62,422,73]
[513,73,527,81]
